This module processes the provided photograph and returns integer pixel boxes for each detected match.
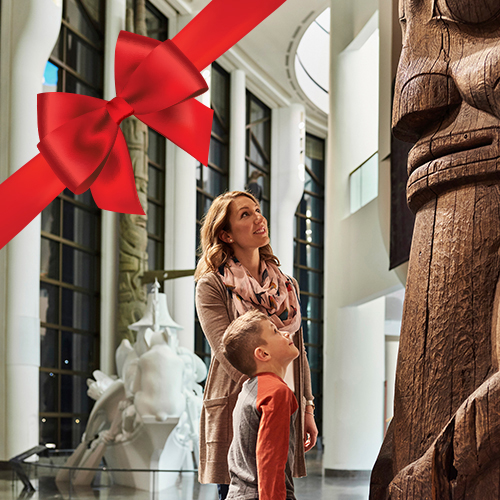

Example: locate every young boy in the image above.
[222,309,300,500]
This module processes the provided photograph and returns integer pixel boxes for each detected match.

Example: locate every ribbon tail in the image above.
[0,154,64,250]
[172,0,287,71]
[90,132,145,215]
[138,99,213,166]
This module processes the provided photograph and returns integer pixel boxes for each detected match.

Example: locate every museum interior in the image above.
[3,0,492,498]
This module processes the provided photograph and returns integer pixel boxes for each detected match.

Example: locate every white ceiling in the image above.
[236,0,330,130]
[185,0,331,133]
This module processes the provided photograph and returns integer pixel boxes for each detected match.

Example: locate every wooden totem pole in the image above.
[117,0,149,343]
[370,1,500,498]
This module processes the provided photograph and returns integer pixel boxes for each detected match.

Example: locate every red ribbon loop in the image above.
[36,34,210,203]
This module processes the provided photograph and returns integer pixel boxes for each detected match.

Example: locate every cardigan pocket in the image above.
[204,395,230,443]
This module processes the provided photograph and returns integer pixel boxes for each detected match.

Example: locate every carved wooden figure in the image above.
[118,2,149,343]
[370,1,500,498]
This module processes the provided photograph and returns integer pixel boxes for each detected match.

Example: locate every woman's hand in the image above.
[304,411,318,452]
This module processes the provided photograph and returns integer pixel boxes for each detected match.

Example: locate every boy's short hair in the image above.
[222,310,269,376]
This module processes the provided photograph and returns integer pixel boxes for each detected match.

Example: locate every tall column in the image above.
[323,5,399,473]
[100,0,126,375]
[0,0,12,464]
[162,12,199,352]
[177,67,209,351]
[2,0,62,459]
[270,104,306,276]
[229,69,246,191]
[165,147,197,351]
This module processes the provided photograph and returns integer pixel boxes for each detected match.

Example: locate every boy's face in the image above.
[258,319,299,366]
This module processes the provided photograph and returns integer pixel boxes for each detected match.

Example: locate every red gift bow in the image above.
[0,0,287,250]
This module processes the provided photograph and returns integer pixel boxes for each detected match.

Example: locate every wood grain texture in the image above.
[117,6,149,343]
[370,1,500,498]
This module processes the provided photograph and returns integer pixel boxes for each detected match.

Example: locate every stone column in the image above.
[2,0,62,459]
[100,0,126,375]
[162,12,199,352]
[270,103,306,276]
[323,6,399,474]
[229,69,246,192]
[164,147,197,351]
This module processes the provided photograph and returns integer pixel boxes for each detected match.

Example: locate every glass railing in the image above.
[9,445,205,499]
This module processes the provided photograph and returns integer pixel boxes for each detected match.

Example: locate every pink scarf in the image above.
[220,258,302,335]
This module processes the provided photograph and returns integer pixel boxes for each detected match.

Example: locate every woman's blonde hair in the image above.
[194,191,280,281]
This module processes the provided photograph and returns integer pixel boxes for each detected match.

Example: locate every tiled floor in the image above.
[0,450,370,500]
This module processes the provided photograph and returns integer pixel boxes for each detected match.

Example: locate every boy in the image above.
[222,309,300,500]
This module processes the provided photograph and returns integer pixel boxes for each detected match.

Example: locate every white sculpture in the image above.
[133,332,186,420]
[56,281,207,492]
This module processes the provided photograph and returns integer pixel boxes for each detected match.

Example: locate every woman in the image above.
[195,191,318,499]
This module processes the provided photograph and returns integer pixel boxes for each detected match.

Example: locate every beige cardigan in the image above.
[196,270,314,485]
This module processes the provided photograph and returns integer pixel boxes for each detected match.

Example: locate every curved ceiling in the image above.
[229,0,330,130]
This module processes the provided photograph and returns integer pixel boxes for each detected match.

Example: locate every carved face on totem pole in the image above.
[392,0,500,210]
[368,2,500,499]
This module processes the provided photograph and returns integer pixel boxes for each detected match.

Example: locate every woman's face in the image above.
[222,196,269,251]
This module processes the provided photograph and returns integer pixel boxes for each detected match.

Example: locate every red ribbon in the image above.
[0,0,287,250]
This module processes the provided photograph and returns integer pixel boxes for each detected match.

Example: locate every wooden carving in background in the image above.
[371,1,500,498]
[118,0,149,343]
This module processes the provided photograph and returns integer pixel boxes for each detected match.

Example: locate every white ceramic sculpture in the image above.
[133,333,186,420]
[56,281,207,492]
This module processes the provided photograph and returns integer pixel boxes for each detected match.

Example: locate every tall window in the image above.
[147,130,166,271]
[39,0,104,450]
[245,91,271,220]
[194,63,230,368]
[145,1,168,272]
[48,0,104,98]
[145,1,168,41]
[294,133,325,436]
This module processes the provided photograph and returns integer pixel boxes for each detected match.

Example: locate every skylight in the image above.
[295,8,330,114]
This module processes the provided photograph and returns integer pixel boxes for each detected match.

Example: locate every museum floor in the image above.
[0,449,370,500]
